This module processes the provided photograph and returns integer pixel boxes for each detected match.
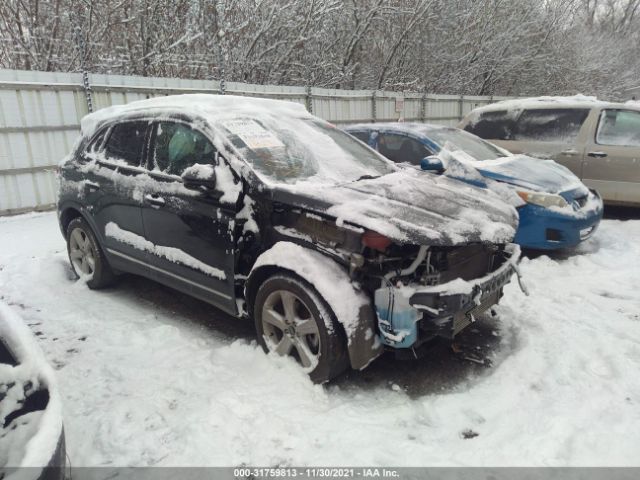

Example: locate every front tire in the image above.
[66,217,115,289]
[254,273,349,383]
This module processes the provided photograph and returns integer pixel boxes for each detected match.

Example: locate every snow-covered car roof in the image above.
[81,94,312,138]
[345,122,452,136]
[468,95,640,115]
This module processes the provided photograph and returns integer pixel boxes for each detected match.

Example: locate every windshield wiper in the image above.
[354,174,381,182]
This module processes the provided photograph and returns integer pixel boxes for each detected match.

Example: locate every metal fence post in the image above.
[371,90,377,122]
[421,93,427,122]
[217,42,226,95]
[74,26,93,113]
[458,94,464,121]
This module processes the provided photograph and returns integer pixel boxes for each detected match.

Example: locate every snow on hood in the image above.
[436,144,586,196]
[0,302,63,468]
[475,155,587,195]
[272,169,518,246]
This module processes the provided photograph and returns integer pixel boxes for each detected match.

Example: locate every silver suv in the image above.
[460,97,640,207]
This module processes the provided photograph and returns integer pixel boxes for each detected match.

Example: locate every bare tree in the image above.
[1,0,638,99]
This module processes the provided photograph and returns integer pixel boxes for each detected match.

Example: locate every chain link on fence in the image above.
[74,26,93,113]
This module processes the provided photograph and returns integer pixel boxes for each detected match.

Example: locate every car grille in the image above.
[453,290,500,335]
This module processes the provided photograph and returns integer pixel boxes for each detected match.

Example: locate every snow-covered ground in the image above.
[1,211,639,466]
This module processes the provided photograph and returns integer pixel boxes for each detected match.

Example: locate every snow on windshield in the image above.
[217,116,395,185]
[427,128,506,161]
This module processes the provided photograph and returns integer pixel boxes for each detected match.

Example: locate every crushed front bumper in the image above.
[374,244,522,350]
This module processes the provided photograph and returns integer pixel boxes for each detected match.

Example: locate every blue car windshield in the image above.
[427,128,507,161]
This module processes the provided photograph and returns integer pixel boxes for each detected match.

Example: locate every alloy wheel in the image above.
[69,227,96,278]
[261,289,321,370]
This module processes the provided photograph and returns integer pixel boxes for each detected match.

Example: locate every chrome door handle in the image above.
[587,151,608,158]
[561,148,579,156]
[144,194,165,207]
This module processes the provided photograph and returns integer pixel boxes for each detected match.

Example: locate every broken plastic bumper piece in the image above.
[374,244,522,348]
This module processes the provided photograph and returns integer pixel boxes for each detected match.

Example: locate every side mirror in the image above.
[182,164,217,191]
[420,156,444,172]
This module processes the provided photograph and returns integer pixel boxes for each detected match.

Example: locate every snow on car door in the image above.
[89,120,153,267]
[140,121,238,315]
[582,108,640,204]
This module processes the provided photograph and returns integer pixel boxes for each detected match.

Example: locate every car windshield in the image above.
[217,117,395,185]
[427,127,507,161]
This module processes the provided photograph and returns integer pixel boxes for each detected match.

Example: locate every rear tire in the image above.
[254,273,349,383]
[66,217,115,289]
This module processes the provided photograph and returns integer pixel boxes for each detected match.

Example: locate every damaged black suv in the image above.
[58,94,522,383]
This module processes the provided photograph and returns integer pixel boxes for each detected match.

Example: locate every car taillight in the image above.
[361,230,392,251]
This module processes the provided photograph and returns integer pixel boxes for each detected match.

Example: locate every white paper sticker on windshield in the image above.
[222,119,284,149]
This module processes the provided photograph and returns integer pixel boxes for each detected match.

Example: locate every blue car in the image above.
[344,123,603,250]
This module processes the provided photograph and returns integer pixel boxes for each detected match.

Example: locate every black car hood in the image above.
[269,169,518,246]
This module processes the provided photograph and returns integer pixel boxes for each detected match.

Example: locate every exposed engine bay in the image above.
[267,207,522,356]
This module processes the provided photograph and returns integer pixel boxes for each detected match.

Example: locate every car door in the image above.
[84,120,154,273]
[140,120,239,315]
[509,108,591,177]
[581,108,640,205]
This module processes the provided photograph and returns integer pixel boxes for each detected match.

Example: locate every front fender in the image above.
[246,241,382,370]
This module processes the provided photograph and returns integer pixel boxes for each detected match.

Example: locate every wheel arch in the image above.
[59,205,83,235]
[246,242,383,371]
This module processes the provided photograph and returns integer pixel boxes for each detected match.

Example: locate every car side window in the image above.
[464,110,515,140]
[378,133,429,165]
[103,121,149,166]
[349,131,370,143]
[596,109,640,147]
[84,128,108,156]
[151,122,217,176]
[514,108,589,142]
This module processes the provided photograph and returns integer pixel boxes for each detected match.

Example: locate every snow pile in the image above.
[0,302,63,468]
[2,212,640,466]
[105,222,226,279]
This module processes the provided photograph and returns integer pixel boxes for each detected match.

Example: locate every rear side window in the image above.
[104,122,148,166]
[596,109,640,146]
[85,128,108,155]
[464,110,515,140]
[151,122,216,176]
[514,108,589,142]
[378,133,430,165]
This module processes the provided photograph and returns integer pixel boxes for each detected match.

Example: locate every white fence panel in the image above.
[0,68,512,215]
